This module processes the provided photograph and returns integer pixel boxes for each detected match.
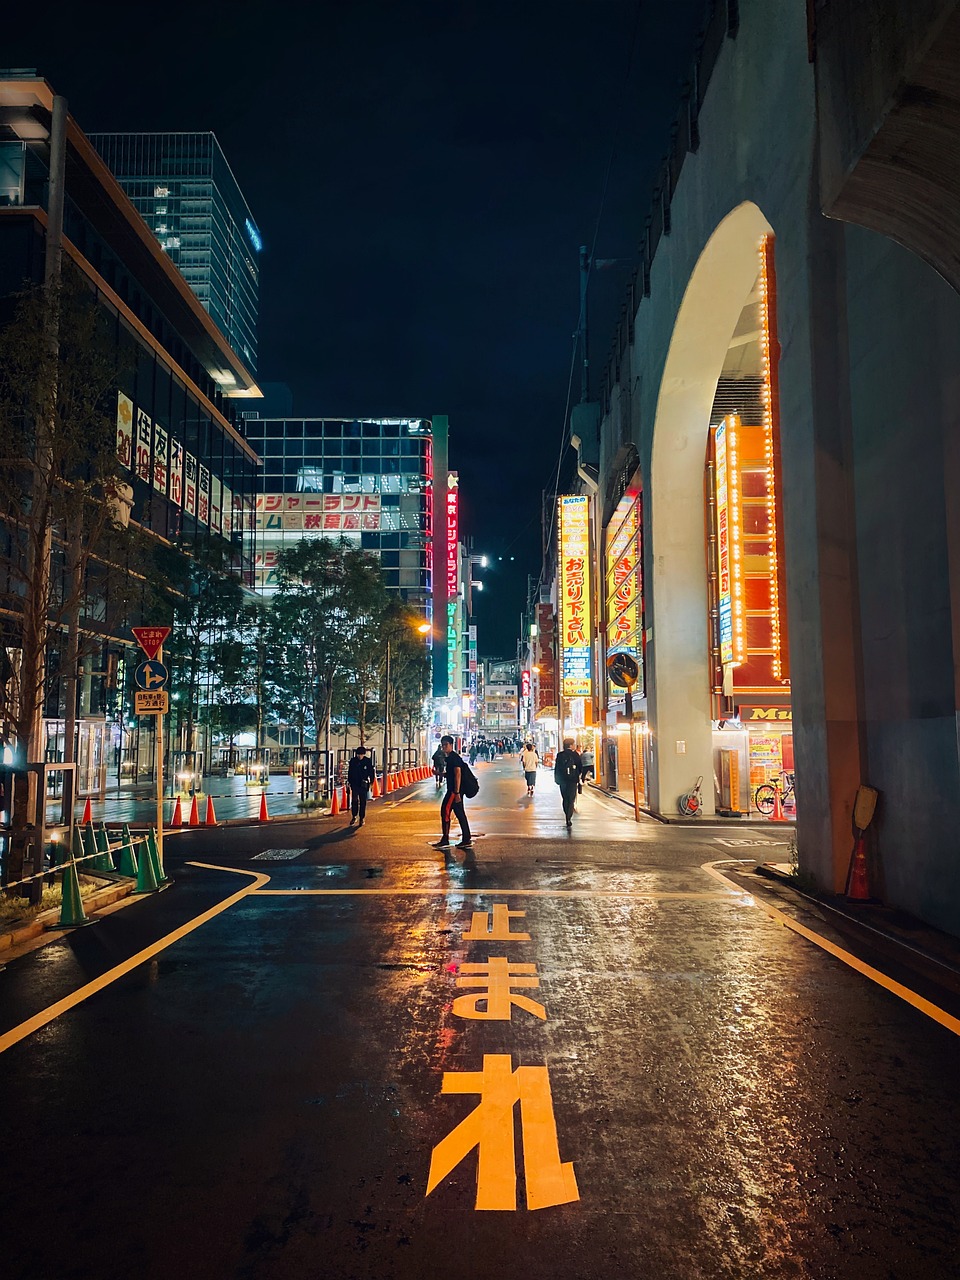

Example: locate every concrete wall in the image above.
[596,0,960,932]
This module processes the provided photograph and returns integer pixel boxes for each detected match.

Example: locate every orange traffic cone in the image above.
[330,786,340,816]
[341,784,349,810]
[258,789,269,821]
[769,785,786,822]
[204,794,217,825]
[188,794,200,826]
[372,773,381,798]
[81,796,92,825]
[845,833,871,901]
[171,796,183,826]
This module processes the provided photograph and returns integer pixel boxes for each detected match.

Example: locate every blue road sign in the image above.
[134,659,169,692]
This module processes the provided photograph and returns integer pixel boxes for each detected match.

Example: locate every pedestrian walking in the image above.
[520,742,539,795]
[554,737,583,828]
[432,734,473,852]
[432,743,445,789]
[347,745,376,826]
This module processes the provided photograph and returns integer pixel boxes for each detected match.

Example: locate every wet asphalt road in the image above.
[2,760,960,1280]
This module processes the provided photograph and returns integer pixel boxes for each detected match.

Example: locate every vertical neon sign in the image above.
[446,474,460,696]
[558,495,593,698]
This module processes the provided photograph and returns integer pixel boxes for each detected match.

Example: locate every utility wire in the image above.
[536,0,646,603]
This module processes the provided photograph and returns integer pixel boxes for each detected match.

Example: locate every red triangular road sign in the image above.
[132,626,171,660]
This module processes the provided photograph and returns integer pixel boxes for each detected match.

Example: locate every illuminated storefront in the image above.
[601,482,650,806]
[707,235,792,815]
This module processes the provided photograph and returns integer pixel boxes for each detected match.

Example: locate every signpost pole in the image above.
[156,645,164,876]
[626,685,641,823]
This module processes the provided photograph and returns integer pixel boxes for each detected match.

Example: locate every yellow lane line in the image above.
[703,860,960,1039]
[0,863,270,1057]
[252,890,732,901]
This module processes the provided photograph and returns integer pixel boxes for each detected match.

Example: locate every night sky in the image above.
[7,0,705,655]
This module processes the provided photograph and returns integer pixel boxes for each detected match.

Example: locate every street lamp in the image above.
[384,620,432,780]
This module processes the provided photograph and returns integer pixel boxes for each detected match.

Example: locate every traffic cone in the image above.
[845,833,871,901]
[134,837,160,894]
[330,786,340,816]
[372,773,381,798]
[258,789,269,821]
[147,828,167,884]
[171,796,183,827]
[204,793,217,825]
[55,854,91,927]
[341,785,349,811]
[81,795,92,825]
[769,786,787,822]
[94,823,116,872]
[188,794,200,826]
[118,824,138,877]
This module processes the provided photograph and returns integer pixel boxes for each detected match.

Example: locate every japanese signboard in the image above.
[131,626,171,660]
[135,689,168,715]
[135,408,152,483]
[255,493,382,533]
[558,495,593,698]
[446,474,460,694]
[116,392,133,469]
[604,487,642,699]
[715,416,745,667]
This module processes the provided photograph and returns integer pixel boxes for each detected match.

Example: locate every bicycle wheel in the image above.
[754,784,776,815]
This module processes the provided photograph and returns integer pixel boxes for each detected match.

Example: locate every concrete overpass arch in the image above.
[646,201,774,817]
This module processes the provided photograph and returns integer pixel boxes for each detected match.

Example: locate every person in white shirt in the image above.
[520,743,539,795]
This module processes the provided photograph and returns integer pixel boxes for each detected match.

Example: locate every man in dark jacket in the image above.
[347,745,376,827]
[432,734,473,852]
[554,737,583,829]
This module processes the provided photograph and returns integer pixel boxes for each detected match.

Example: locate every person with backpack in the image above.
[554,737,584,828]
[432,734,475,853]
[431,742,445,789]
[520,742,539,796]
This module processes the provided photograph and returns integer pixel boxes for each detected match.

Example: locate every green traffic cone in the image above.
[117,824,138,877]
[71,825,85,863]
[147,828,167,884]
[134,838,160,894]
[81,823,99,871]
[54,856,91,928]
[93,823,116,873]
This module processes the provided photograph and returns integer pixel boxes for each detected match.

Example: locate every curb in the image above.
[0,879,137,954]
[751,862,960,998]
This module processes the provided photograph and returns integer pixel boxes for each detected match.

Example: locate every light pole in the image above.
[384,620,431,781]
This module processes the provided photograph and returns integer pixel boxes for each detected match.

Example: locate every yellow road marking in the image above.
[253,887,736,898]
[703,860,960,1039]
[0,863,269,1057]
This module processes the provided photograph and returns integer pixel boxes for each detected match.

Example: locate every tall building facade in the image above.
[88,132,260,374]
[241,415,448,689]
[0,76,261,800]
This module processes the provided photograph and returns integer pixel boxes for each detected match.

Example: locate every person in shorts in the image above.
[520,742,539,795]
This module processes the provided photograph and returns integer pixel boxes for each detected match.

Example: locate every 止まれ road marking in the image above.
[0,864,269,1057]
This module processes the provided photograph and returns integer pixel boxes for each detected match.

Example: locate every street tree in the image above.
[0,271,140,883]
[272,538,386,770]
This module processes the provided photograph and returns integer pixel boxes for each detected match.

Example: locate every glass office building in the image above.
[89,132,260,373]
[243,416,439,618]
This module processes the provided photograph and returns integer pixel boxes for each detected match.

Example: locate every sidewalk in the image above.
[70,772,315,826]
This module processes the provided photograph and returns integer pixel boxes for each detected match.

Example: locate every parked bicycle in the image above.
[677,775,703,817]
[754,771,795,815]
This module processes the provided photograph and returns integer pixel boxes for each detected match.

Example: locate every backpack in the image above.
[459,759,480,798]
[558,752,580,781]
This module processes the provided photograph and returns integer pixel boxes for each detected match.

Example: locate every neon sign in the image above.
[715,415,745,667]
[558,495,593,698]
